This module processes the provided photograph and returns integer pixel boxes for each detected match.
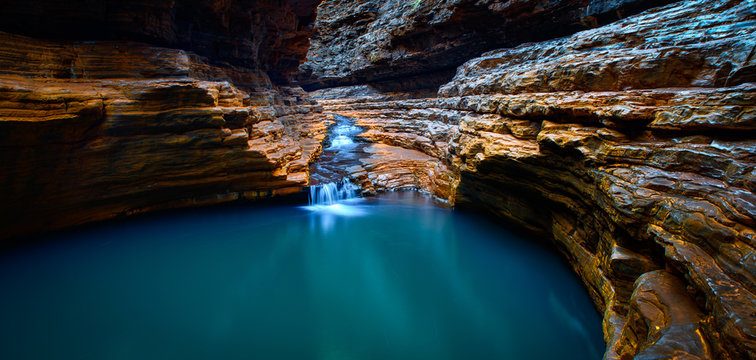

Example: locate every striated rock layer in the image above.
[316,0,756,358]
[0,0,320,82]
[0,0,326,240]
[298,0,677,90]
[0,0,754,358]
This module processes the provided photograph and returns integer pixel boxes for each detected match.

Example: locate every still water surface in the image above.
[0,192,603,360]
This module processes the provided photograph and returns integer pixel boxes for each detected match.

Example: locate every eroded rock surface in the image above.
[0,0,320,82]
[0,0,326,239]
[0,0,754,358]
[315,0,756,358]
[617,270,711,359]
[298,0,677,90]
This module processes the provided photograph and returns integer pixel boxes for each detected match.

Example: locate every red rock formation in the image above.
[314,0,756,358]
[617,270,711,358]
[0,0,754,358]
[0,0,325,240]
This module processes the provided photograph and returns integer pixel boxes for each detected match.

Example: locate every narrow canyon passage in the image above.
[309,115,369,185]
[0,0,754,359]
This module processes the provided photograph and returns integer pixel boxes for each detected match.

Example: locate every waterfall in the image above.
[328,122,361,148]
[309,178,360,206]
[307,114,366,211]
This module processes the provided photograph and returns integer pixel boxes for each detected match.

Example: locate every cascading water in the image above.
[0,118,604,360]
[309,178,360,206]
[328,122,361,148]
[307,114,368,207]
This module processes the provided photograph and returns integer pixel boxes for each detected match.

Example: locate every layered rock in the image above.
[0,0,320,82]
[0,0,753,357]
[617,270,712,358]
[314,0,756,358]
[0,0,325,240]
[298,0,677,90]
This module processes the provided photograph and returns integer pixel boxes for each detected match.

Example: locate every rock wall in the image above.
[0,0,319,82]
[0,0,753,358]
[313,0,756,358]
[0,0,325,240]
[297,0,678,90]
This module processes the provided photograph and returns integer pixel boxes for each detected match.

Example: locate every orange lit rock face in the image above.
[0,0,754,359]
[0,0,325,239]
[617,270,711,359]
[0,32,326,239]
[315,0,756,359]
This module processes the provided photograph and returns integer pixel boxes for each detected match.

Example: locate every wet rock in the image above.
[313,1,756,358]
[616,270,711,359]
[360,144,454,202]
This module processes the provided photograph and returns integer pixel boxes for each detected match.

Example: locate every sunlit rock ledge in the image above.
[310,0,756,358]
[0,0,326,239]
[0,0,753,358]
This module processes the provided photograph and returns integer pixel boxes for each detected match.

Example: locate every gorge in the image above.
[1,0,755,359]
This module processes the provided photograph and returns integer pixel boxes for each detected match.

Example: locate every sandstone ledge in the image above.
[315,0,756,358]
[0,33,326,240]
[321,84,756,360]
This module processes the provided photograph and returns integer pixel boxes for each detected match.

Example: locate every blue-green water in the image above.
[0,192,603,360]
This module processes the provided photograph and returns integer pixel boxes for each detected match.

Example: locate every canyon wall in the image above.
[310,0,756,359]
[0,0,318,81]
[0,0,753,358]
[297,0,677,91]
[0,0,324,239]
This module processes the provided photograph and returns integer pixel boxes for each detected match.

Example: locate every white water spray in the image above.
[328,123,361,148]
[309,178,361,206]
